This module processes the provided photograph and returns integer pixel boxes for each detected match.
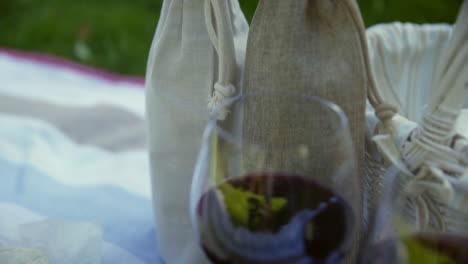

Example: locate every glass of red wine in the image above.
[190,92,361,264]
[362,163,468,264]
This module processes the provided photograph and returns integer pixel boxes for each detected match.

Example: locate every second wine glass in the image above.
[363,161,468,264]
[190,92,361,264]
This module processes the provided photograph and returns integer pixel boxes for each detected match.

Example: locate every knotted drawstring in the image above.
[205,0,237,120]
[207,83,236,120]
[374,103,399,135]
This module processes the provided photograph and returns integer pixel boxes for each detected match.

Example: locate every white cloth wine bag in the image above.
[145,0,249,263]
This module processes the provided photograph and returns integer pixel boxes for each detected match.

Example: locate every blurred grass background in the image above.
[1,0,462,76]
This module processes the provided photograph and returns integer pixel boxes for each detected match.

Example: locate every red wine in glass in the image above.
[411,233,468,263]
[371,233,468,264]
[196,173,354,264]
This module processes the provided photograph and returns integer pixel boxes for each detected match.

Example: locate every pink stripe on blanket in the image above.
[0,47,145,86]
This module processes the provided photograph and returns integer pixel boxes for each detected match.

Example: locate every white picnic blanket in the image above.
[0,48,161,264]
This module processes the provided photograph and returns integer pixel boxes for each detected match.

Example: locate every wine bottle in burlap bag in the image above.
[241,0,370,261]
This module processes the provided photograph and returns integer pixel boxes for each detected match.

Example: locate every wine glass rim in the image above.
[207,91,350,147]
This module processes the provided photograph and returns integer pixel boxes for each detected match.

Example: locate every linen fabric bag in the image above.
[241,0,368,258]
[145,0,248,263]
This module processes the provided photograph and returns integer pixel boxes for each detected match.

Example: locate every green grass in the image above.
[1,0,161,76]
[1,0,462,76]
[358,0,462,26]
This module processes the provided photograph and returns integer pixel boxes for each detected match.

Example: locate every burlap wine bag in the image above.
[145,0,248,262]
[241,0,369,260]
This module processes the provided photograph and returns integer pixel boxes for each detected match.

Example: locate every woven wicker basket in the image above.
[363,1,468,236]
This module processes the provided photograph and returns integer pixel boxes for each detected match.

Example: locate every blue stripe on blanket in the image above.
[0,158,161,264]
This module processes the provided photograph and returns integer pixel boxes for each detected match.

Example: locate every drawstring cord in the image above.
[205,0,237,120]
